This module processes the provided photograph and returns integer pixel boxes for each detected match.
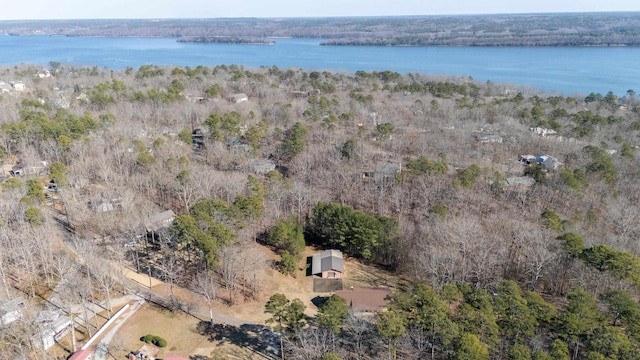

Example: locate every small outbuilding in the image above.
[312,250,344,279]
[230,93,248,103]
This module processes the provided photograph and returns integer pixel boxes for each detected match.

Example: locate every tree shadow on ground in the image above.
[196,321,278,359]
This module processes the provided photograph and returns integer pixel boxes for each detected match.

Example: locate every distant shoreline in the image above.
[2,13,640,47]
[177,36,276,45]
[3,33,637,48]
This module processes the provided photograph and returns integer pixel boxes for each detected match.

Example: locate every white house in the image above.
[0,82,11,94]
[11,81,25,92]
[36,70,52,79]
[530,127,558,137]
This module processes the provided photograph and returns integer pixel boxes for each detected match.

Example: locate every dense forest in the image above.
[1,62,640,359]
[2,12,640,46]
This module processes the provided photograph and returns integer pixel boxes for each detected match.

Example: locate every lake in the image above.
[1,35,639,96]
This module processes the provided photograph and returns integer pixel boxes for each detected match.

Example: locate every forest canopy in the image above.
[0,61,640,359]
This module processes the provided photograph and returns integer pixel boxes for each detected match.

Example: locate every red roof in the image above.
[334,288,392,311]
[68,350,92,360]
[164,356,189,360]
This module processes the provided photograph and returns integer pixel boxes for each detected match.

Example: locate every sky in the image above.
[0,0,639,20]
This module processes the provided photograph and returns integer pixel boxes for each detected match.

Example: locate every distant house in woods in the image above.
[11,81,25,92]
[92,197,123,213]
[36,70,52,79]
[144,210,176,233]
[68,350,93,360]
[502,176,536,192]
[535,154,561,172]
[478,134,503,143]
[0,82,11,94]
[192,128,205,152]
[520,154,561,172]
[248,159,276,174]
[374,162,401,183]
[32,315,71,350]
[519,154,536,165]
[10,161,48,176]
[1,297,25,326]
[335,288,392,312]
[143,210,176,248]
[230,93,248,103]
[530,127,557,137]
[312,250,344,279]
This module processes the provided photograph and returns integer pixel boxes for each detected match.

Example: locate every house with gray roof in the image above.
[144,210,176,233]
[311,250,344,279]
[502,176,536,192]
[248,159,276,174]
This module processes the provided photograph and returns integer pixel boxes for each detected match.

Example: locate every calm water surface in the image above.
[1,35,639,96]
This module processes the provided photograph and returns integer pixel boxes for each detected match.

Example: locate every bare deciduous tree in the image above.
[195,271,218,324]
[217,245,243,305]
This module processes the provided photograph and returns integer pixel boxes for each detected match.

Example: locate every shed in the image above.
[230,93,248,103]
[335,288,392,312]
[311,250,344,279]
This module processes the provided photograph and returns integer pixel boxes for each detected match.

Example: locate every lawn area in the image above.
[95,245,403,359]
[149,244,405,325]
[105,302,272,359]
[109,303,204,358]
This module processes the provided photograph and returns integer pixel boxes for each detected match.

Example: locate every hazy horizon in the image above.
[1,0,639,21]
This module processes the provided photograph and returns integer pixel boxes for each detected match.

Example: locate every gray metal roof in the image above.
[248,159,276,174]
[311,250,344,275]
[145,210,176,232]
[0,297,24,315]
